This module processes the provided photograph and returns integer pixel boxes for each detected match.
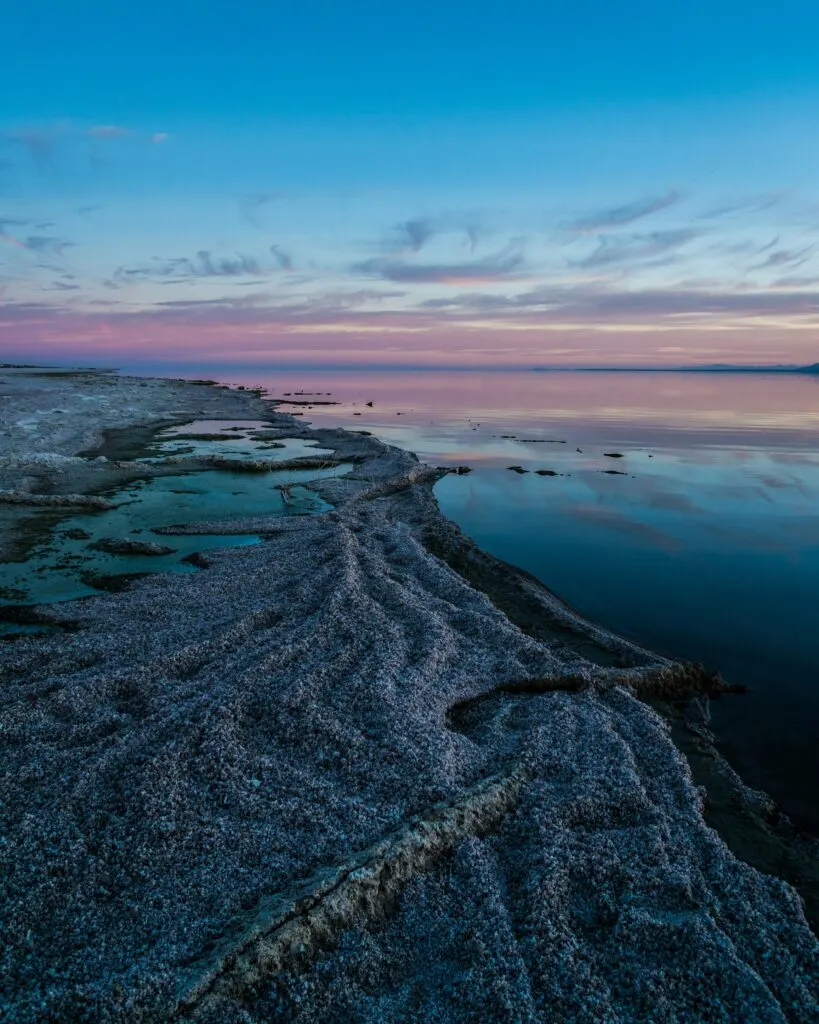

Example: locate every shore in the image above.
[1,367,817,1022]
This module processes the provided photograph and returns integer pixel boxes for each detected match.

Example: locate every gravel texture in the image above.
[0,369,816,1022]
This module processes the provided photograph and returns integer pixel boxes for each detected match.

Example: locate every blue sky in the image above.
[3,1,819,366]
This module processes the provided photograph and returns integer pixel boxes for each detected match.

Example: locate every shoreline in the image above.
[1,367,816,1021]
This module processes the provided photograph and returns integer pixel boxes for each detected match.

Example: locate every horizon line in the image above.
[3,360,817,375]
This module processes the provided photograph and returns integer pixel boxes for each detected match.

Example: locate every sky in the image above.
[3,1,819,369]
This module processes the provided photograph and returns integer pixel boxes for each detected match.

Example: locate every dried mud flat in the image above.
[0,368,817,1022]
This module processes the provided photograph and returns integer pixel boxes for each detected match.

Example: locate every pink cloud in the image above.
[2,296,819,368]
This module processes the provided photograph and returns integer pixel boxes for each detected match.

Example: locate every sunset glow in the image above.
[3,4,819,368]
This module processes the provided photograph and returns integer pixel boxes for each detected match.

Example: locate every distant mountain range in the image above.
[531,363,819,374]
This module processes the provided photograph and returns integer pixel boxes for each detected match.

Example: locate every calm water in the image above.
[200,368,819,832]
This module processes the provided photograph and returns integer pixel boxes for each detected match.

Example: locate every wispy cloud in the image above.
[575,229,702,269]
[239,192,283,229]
[711,236,779,258]
[5,276,819,368]
[565,190,682,234]
[42,280,81,291]
[417,280,819,322]
[698,193,784,220]
[390,218,437,252]
[23,236,77,258]
[2,121,172,169]
[0,216,29,234]
[0,230,28,251]
[114,246,294,283]
[270,245,293,270]
[752,245,815,272]
[0,222,76,261]
[773,275,819,288]
[354,240,524,284]
[384,215,482,255]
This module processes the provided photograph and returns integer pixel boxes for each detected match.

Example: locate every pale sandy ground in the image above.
[0,368,816,1022]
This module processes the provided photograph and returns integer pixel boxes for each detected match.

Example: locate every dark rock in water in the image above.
[78,569,151,592]
[181,551,210,568]
[507,465,529,474]
[89,537,177,556]
[62,528,93,540]
[451,466,473,475]
[603,452,624,458]
[366,401,374,407]
[535,469,559,476]
[164,432,239,442]
[277,399,339,406]
[602,469,627,475]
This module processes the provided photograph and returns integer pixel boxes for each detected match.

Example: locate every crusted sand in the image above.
[0,369,816,1022]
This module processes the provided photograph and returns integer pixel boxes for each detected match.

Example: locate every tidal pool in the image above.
[1,421,349,628]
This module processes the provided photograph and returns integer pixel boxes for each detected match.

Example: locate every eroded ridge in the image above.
[175,763,529,1018]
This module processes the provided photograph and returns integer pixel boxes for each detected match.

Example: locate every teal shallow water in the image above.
[1,422,348,622]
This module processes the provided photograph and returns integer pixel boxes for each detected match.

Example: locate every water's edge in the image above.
[3,367,817,952]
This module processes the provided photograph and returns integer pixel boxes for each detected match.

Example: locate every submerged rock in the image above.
[89,537,177,556]
[62,528,93,540]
